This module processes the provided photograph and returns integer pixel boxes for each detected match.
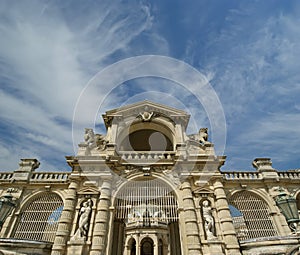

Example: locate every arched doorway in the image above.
[113,177,182,255]
[141,237,154,255]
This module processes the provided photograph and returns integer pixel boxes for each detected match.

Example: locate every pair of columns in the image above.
[181,179,241,255]
[51,178,112,255]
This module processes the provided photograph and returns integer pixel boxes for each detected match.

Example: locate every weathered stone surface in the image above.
[0,101,299,255]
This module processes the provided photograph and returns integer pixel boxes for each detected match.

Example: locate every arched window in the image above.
[229,191,278,240]
[12,192,63,242]
[229,204,248,239]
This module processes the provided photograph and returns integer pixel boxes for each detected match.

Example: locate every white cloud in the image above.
[209,6,300,169]
[0,0,165,171]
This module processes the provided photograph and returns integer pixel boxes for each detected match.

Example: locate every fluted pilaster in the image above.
[51,180,78,255]
[213,179,241,255]
[90,178,112,254]
[181,181,202,255]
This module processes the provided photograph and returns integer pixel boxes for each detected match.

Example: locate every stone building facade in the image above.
[0,101,300,255]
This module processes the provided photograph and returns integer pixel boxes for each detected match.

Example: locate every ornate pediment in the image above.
[102,100,190,129]
[192,186,214,196]
[77,186,100,195]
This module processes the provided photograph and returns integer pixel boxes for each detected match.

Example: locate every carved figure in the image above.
[139,111,154,121]
[73,199,92,239]
[198,128,209,144]
[143,208,152,226]
[128,209,142,223]
[162,169,181,186]
[202,200,216,239]
[187,127,210,147]
[84,128,96,149]
[83,128,108,152]
[95,134,108,151]
[153,209,165,220]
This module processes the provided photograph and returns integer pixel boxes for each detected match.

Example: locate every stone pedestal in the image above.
[67,239,90,255]
[202,240,225,255]
[252,158,279,181]
[12,159,40,182]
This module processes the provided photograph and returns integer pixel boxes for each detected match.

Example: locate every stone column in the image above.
[136,235,141,255]
[153,235,158,255]
[213,179,241,255]
[181,181,202,255]
[51,179,78,255]
[90,178,112,254]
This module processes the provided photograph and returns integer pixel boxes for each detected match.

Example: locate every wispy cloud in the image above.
[0,0,163,171]
[199,2,300,169]
[1,0,299,171]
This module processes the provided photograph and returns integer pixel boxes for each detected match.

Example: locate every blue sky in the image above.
[0,0,300,171]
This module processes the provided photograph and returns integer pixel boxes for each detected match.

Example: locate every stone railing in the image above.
[223,171,262,181]
[30,172,69,182]
[224,170,300,181]
[118,151,175,163]
[0,172,13,181]
[278,171,300,179]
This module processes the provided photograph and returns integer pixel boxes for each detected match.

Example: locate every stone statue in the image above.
[187,127,210,147]
[83,128,108,152]
[162,169,181,186]
[128,209,142,223]
[202,200,216,239]
[197,128,209,144]
[84,128,96,149]
[72,199,93,240]
[153,209,165,221]
[94,133,108,151]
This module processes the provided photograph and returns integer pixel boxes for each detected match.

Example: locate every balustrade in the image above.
[223,172,262,180]
[119,151,175,162]
[0,172,13,181]
[30,172,69,182]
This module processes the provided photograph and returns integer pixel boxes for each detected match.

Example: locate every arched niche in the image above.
[116,121,175,152]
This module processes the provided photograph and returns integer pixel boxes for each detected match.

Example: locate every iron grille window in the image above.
[115,178,178,223]
[229,191,278,240]
[12,192,63,242]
